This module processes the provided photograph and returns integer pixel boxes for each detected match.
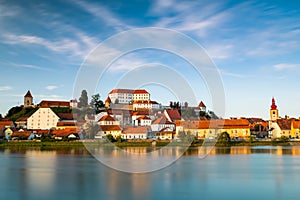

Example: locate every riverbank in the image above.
[1,139,300,149]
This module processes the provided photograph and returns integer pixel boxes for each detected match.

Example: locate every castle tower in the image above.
[24,90,33,108]
[270,97,278,121]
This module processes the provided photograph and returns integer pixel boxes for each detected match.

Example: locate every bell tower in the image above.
[24,90,33,108]
[270,97,278,121]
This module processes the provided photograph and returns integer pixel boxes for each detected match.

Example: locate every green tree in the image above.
[105,134,115,142]
[181,107,196,119]
[0,113,2,119]
[177,131,194,143]
[78,90,88,108]
[90,94,104,114]
[218,132,231,145]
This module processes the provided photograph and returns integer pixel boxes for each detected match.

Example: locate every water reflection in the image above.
[1,146,300,200]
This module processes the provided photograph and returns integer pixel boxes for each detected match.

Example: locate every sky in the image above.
[0,0,300,119]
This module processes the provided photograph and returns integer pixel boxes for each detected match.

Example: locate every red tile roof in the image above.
[0,121,13,127]
[133,89,149,94]
[57,113,76,120]
[277,119,292,130]
[39,100,70,108]
[165,109,181,121]
[293,120,300,129]
[99,125,122,131]
[15,117,28,122]
[122,126,151,134]
[98,115,117,122]
[179,119,250,129]
[24,90,32,97]
[52,129,78,137]
[152,117,174,125]
[109,89,134,94]
[12,131,32,138]
[57,122,76,127]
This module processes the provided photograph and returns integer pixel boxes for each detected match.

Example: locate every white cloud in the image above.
[0,86,13,91]
[73,0,131,31]
[150,1,230,37]
[45,85,58,91]
[273,63,299,71]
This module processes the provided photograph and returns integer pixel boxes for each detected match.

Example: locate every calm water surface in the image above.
[1,146,300,200]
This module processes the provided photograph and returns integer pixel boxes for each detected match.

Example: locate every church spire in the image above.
[271,97,277,110]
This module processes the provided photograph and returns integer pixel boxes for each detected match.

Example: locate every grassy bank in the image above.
[0,140,298,150]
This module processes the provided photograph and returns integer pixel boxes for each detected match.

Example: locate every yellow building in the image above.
[176,119,250,139]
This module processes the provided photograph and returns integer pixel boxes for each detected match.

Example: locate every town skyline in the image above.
[1,0,300,119]
[1,88,298,122]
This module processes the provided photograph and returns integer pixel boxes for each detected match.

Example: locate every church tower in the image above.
[24,90,33,108]
[270,97,278,121]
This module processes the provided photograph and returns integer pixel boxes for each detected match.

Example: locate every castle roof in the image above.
[133,89,149,94]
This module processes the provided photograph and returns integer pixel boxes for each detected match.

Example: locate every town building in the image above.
[27,107,60,130]
[108,89,134,104]
[121,126,151,140]
[95,115,122,138]
[176,119,250,139]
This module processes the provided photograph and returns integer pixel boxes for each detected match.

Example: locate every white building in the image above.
[27,108,60,130]
[121,126,152,140]
[133,116,152,126]
[133,100,160,110]
[133,89,150,101]
[108,89,134,104]
[108,88,151,105]
[151,117,175,132]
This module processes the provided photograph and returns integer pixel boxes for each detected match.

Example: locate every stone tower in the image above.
[24,90,33,108]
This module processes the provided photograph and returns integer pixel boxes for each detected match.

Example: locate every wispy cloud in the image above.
[150,0,230,37]
[220,69,245,78]
[8,62,51,71]
[73,0,131,31]
[273,63,299,71]
[45,85,58,91]
[0,86,13,91]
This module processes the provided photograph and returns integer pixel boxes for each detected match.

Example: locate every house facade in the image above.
[27,107,60,130]
[176,119,250,139]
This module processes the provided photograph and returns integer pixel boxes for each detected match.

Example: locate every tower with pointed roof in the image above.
[24,90,33,108]
[270,97,278,122]
[198,101,206,112]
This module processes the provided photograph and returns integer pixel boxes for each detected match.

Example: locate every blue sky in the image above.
[0,0,300,119]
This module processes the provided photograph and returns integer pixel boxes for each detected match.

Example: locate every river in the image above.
[1,146,300,200]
